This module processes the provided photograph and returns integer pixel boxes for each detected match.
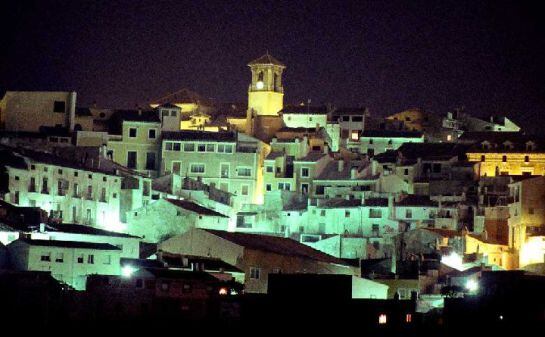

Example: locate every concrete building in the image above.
[0,146,152,232]
[347,130,424,157]
[159,228,356,293]
[161,130,266,207]
[106,109,162,177]
[7,238,121,290]
[0,91,80,132]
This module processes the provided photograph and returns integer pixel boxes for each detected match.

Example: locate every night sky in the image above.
[2,0,545,131]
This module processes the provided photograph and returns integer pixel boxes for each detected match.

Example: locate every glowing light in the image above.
[520,236,545,267]
[406,314,412,323]
[465,279,478,292]
[351,131,359,141]
[499,315,504,320]
[378,314,387,325]
[256,81,264,89]
[219,287,228,295]
[121,265,138,278]
[447,135,452,141]
[441,252,465,271]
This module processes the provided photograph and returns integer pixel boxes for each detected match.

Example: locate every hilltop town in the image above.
[0,54,543,331]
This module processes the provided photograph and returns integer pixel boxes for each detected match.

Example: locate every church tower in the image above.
[247,53,285,117]
[246,53,285,139]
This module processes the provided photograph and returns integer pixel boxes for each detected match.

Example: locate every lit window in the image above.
[378,314,387,325]
[406,314,412,323]
[351,131,359,141]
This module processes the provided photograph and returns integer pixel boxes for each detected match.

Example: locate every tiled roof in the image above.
[296,151,327,162]
[279,105,328,115]
[162,130,237,142]
[315,160,366,180]
[49,223,140,238]
[396,195,438,207]
[265,151,284,160]
[397,142,468,161]
[166,199,228,217]
[204,229,348,265]
[16,238,120,250]
[150,88,211,105]
[320,199,362,208]
[248,53,285,67]
[361,130,423,138]
[363,198,389,207]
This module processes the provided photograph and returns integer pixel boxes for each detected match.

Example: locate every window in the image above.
[351,131,359,141]
[372,224,380,235]
[129,127,137,138]
[315,185,325,195]
[148,129,157,139]
[237,167,252,177]
[378,314,387,325]
[220,163,230,178]
[87,255,95,264]
[250,267,261,280]
[345,210,350,218]
[301,167,310,177]
[352,116,363,122]
[190,163,205,174]
[266,184,272,191]
[127,151,137,169]
[55,252,64,263]
[183,143,195,152]
[369,209,382,218]
[145,152,156,170]
[53,101,66,112]
[173,142,181,151]
[502,155,507,162]
[162,110,169,118]
[172,161,182,175]
[241,185,249,196]
[218,144,233,153]
[405,209,413,218]
[197,144,206,152]
[406,314,412,323]
[104,255,111,265]
[165,142,173,151]
[301,183,309,195]
[42,177,49,194]
[77,255,84,263]
[266,166,274,173]
[320,210,326,216]
[100,188,107,202]
[40,253,51,262]
[206,144,215,152]
[481,155,486,162]
[525,155,530,163]
[404,168,409,176]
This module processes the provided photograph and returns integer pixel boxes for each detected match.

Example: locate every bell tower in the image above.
[247,53,285,117]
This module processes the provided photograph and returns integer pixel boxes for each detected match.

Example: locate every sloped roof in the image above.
[248,53,285,67]
[396,194,438,207]
[162,130,237,142]
[361,130,423,138]
[49,223,140,238]
[16,238,120,250]
[150,88,211,106]
[280,105,328,115]
[204,229,348,265]
[166,199,228,217]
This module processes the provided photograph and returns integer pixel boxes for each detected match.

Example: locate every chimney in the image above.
[338,160,344,172]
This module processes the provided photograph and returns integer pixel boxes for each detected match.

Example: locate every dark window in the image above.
[129,128,137,138]
[145,152,156,170]
[53,101,66,113]
[148,129,156,139]
[502,155,507,162]
[127,151,137,169]
[525,155,530,163]
[481,155,486,162]
[352,116,363,122]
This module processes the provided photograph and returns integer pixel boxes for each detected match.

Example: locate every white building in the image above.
[347,130,424,157]
[126,198,230,243]
[7,238,121,290]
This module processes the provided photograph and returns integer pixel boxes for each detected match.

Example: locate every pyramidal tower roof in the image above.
[248,53,285,67]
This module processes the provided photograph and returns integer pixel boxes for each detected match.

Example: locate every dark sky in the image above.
[2,0,545,131]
